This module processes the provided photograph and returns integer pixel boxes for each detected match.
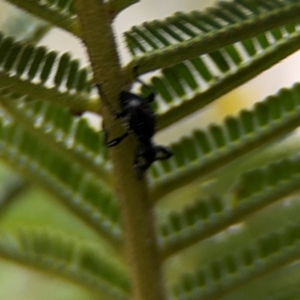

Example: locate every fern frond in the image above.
[4,0,80,36]
[0,229,129,300]
[160,155,300,258]
[0,96,111,183]
[0,106,121,245]
[172,222,300,300]
[0,32,98,113]
[151,23,300,129]
[150,83,300,199]
[125,0,300,74]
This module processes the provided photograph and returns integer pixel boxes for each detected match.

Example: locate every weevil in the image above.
[97,78,172,178]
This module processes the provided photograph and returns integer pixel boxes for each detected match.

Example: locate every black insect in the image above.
[97,79,172,178]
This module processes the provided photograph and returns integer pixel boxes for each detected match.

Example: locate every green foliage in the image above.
[125,0,300,74]
[152,23,300,129]
[172,222,300,300]
[159,154,300,258]
[0,31,97,112]
[150,83,300,198]
[0,229,130,299]
[1,0,300,300]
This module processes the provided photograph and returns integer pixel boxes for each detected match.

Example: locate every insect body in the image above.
[98,81,172,178]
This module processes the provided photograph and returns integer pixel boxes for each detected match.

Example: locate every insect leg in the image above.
[154,145,173,160]
[134,147,152,179]
[135,78,155,103]
[106,132,129,147]
[133,66,156,103]
[102,121,129,147]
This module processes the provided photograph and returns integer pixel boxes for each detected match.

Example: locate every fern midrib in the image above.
[73,1,168,300]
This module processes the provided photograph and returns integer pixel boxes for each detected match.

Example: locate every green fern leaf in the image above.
[172,222,300,300]
[160,155,300,258]
[0,32,97,113]
[150,83,300,199]
[125,0,300,74]
[150,23,300,129]
[0,106,121,245]
[4,0,80,36]
[0,97,111,182]
[0,229,129,299]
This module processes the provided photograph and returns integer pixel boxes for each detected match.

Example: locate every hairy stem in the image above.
[73,1,167,300]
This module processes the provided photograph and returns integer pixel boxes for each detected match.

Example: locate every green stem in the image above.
[73,1,167,300]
